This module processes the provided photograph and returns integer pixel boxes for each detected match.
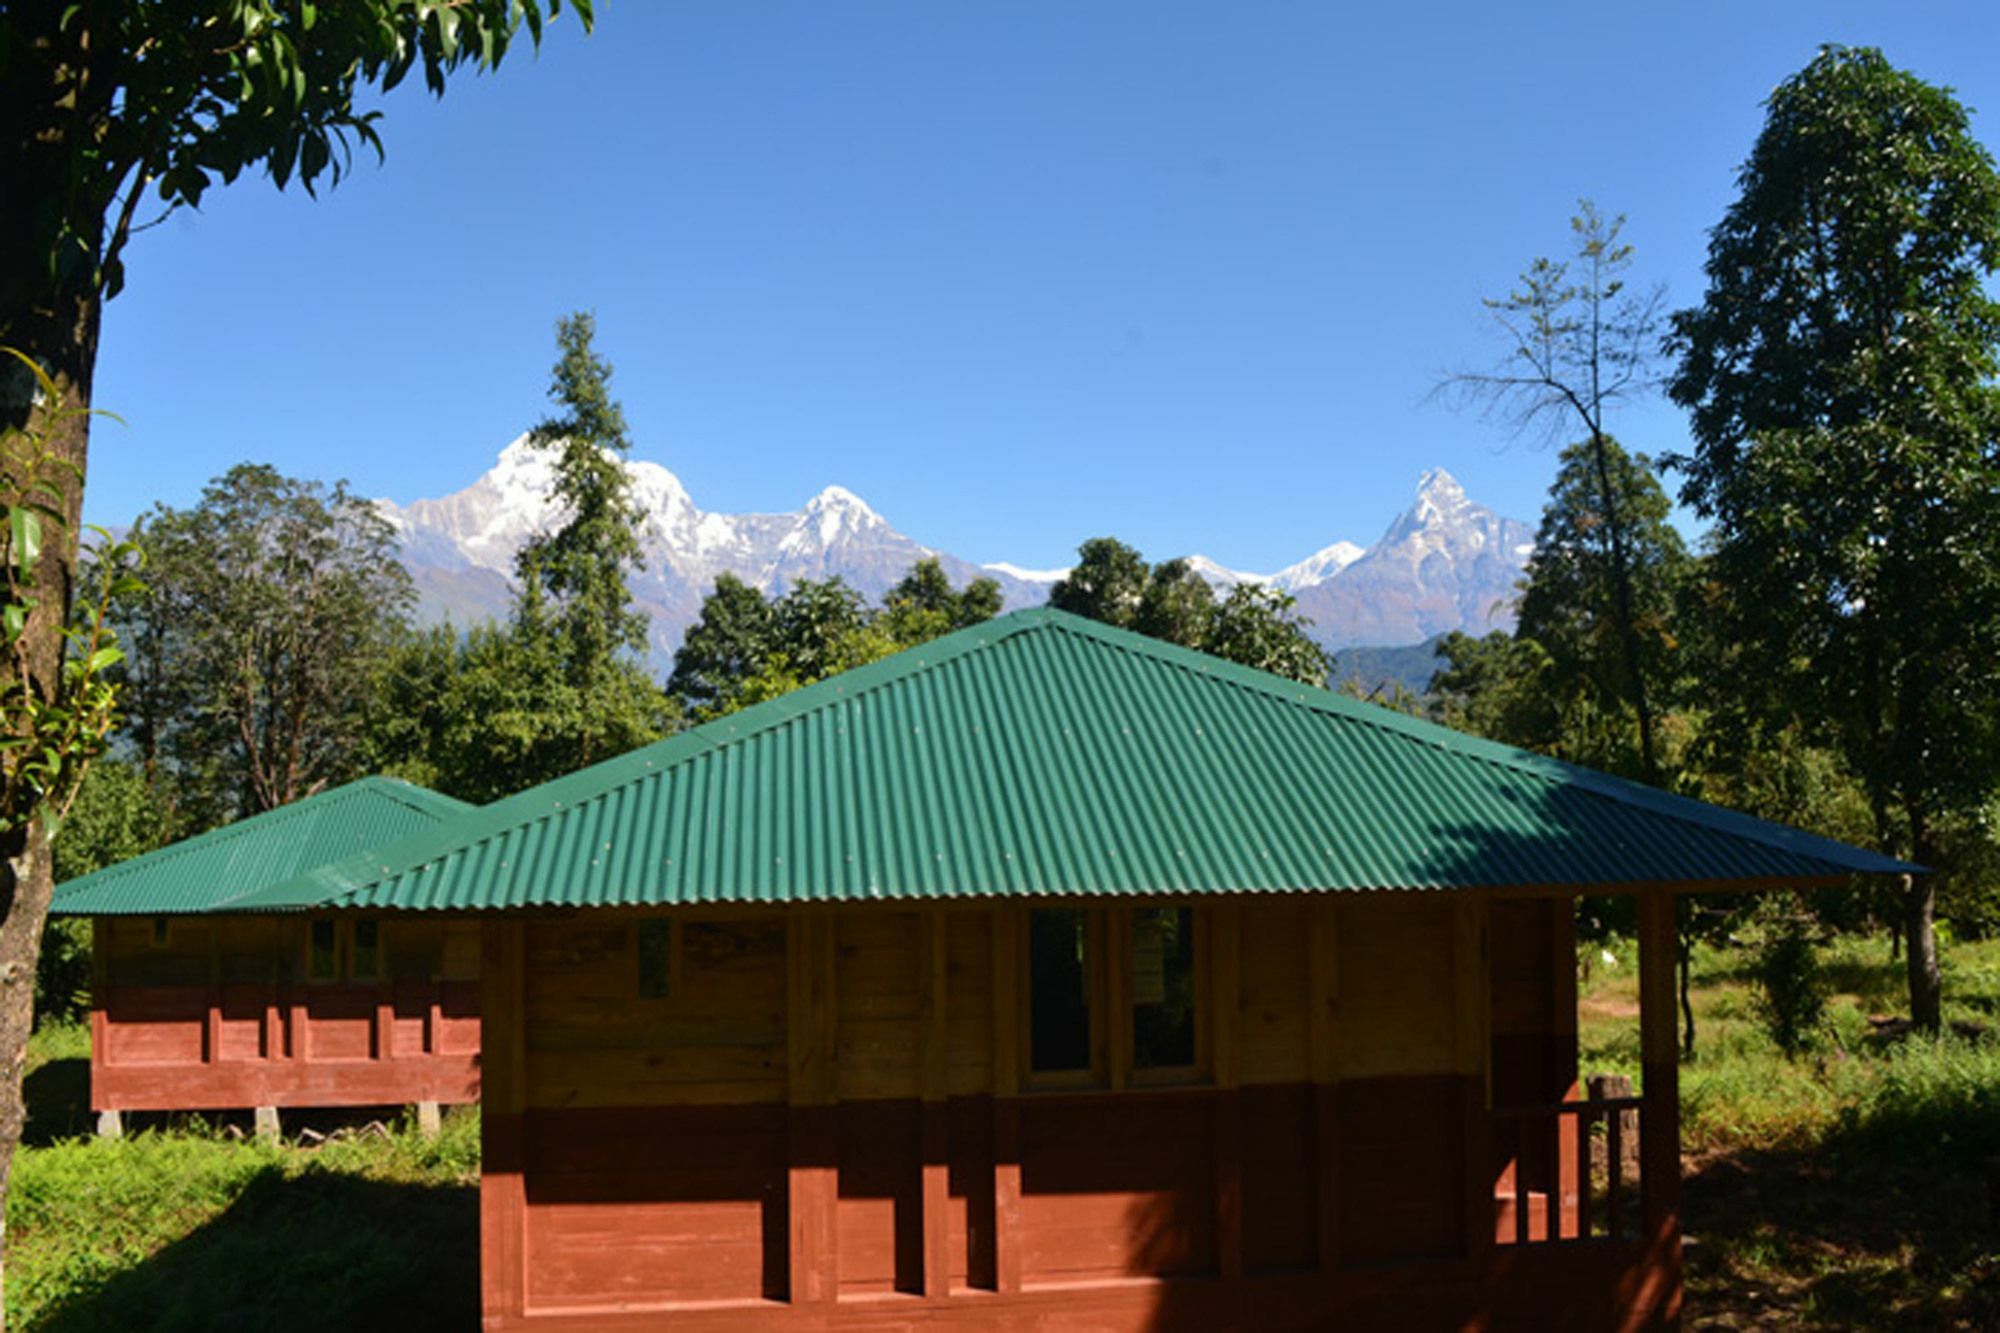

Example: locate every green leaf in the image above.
[9,507,39,578]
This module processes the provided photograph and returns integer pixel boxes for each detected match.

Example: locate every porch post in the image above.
[1637,888,1684,1328]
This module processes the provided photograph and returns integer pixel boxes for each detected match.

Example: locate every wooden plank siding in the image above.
[480,893,1684,1331]
[90,915,480,1113]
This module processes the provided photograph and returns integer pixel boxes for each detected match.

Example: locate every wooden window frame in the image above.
[306,917,341,983]
[1125,902,1209,1088]
[1021,905,1108,1090]
[636,916,679,1001]
[350,918,384,982]
[1018,901,1210,1092]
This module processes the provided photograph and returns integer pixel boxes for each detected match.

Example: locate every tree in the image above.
[1049,538,1147,629]
[884,558,1002,635]
[1667,45,2000,1030]
[1440,203,1670,785]
[43,759,171,1024]
[670,562,1005,720]
[670,574,778,715]
[1207,584,1331,686]
[509,314,674,777]
[1515,437,1689,779]
[0,0,585,1240]
[1135,559,1217,649]
[0,360,138,1273]
[117,465,414,823]
[1049,538,1329,686]
[1429,630,1562,752]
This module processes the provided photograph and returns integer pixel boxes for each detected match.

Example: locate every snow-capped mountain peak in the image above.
[380,440,1534,664]
[1269,540,1366,592]
[1184,554,1274,589]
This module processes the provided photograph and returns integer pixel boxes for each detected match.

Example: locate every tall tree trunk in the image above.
[0,238,102,1312]
[1903,870,1942,1032]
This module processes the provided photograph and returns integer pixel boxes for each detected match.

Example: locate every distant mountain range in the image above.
[377,438,1535,667]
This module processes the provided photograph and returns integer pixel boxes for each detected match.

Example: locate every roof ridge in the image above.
[52,776,471,909]
[208,606,1919,914]
[218,613,1060,911]
[1031,612,1907,875]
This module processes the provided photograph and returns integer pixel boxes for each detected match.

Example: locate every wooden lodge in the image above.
[52,778,483,1135]
[213,609,1912,1330]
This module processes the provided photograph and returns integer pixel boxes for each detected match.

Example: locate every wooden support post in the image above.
[96,1108,122,1140]
[479,917,529,1323]
[1454,893,1494,1262]
[787,913,838,1305]
[1307,897,1341,1274]
[90,919,109,1123]
[262,997,282,1063]
[1105,905,1129,1092]
[417,1100,442,1140]
[919,911,951,1300]
[1638,887,1685,1323]
[1209,901,1244,1281]
[373,985,393,1062]
[991,907,1022,1295]
[254,1105,280,1142]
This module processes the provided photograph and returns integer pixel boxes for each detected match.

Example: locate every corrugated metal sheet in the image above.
[227,609,1916,914]
[52,777,472,916]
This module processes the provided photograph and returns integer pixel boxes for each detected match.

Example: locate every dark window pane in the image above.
[308,919,338,981]
[638,919,673,999]
[352,919,380,980]
[1133,907,1196,1069]
[150,917,170,948]
[1030,909,1092,1073]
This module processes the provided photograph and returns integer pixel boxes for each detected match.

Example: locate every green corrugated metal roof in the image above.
[220,609,1915,915]
[52,777,472,916]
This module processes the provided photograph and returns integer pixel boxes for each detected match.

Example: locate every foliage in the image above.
[113,465,412,823]
[1439,202,1672,781]
[1048,538,1147,630]
[1207,584,1332,685]
[1,1,589,315]
[1747,895,1831,1058]
[1133,559,1216,649]
[505,314,676,777]
[1514,438,1688,779]
[673,565,1002,721]
[1667,45,2000,1027]
[37,761,174,1026]
[0,355,139,843]
[667,574,779,715]
[1050,538,1330,686]
[882,559,1003,638]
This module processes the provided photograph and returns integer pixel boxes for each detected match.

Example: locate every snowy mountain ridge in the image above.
[379,437,1533,663]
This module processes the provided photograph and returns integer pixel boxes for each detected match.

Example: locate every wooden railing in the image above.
[1491,1096,1645,1245]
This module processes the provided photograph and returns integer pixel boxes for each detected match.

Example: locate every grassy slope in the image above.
[10,935,2000,1329]
[8,1024,478,1332]
[1579,932,2000,1330]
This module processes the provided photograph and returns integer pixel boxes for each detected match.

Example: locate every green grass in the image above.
[6,1025,479,1331]
[1580,930,2000,1329]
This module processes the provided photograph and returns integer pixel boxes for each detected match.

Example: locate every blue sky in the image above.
[86,1,2000,572]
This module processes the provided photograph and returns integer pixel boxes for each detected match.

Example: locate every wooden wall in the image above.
[91,914,480,1112]
[481,893,1679,1331]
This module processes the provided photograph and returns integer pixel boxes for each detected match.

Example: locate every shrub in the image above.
[1750,893,1829,1057]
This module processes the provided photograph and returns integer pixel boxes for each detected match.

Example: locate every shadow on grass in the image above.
[23,1058,90,1147]
[1685,1104,2000,1330]
[33,1170,477,1333]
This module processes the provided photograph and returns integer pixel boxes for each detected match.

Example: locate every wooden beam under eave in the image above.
[1637,887,1685,1306]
